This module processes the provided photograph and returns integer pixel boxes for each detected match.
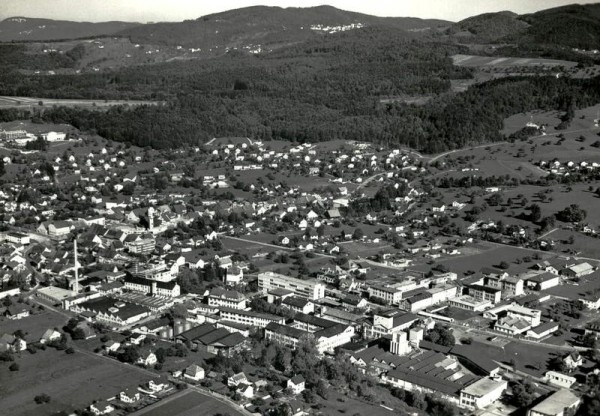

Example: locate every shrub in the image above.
[34,394,51,404]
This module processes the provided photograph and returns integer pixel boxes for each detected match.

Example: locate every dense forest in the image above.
[3,73,593,153]
[1,26,599,152]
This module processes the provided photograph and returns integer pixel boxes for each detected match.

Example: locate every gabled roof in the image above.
[289,375,305,385]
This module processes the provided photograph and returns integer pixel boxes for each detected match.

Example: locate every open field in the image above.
[501,105,600,136]
[0,96,160,109]
[317,388,411,416]
[546,271,600,301]
[452,54,577,69]
[135,390,244,416]
[0,307,66,342]
[0,347,153,416]
[415,242,548,276]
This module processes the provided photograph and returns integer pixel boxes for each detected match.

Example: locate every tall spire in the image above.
[73,238,79,294]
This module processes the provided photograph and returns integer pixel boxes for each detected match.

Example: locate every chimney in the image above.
[73,238,79,294]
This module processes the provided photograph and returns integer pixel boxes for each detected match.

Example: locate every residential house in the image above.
[184,364,205,381]
[4,304,30,320]
[119,388,141,403]
[287,375,306,395]
[89,400,115,415]
[563,352,583,371]
[136,349,157,367]
[0,333,26,352]
[228,372,249,387]
[39,328,62,344]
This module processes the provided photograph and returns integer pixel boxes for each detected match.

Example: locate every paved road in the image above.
[537,227,559,240]
[356,171,388,190]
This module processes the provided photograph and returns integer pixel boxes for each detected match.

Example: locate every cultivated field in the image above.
[0,96,160,109]
[135,390,244,416]
[0,348,153,416]
[452,54,577,69]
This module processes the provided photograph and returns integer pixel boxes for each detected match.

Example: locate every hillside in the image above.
[448,11,529,42]
[449,3,600,50]
[0,17,140,41]
[117,5,449,50]
[515,3,600,49]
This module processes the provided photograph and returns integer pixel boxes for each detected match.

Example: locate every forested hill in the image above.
[448,11,529,42]
[4,73,599,153]
[116,5,449,49]
[449,3,600,49]
[0,17,140,41]
[515,3,600,49]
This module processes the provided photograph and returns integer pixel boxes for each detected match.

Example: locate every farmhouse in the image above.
[562,262,594,278]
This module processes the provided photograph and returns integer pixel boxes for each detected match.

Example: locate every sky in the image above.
[0,0,597,23]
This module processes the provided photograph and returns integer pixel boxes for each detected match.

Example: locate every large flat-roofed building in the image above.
[123,275,181,298]
[483,303,541,326]
[363,309,419,339]
[459,377,507,410]
[258,272,325,300]
[367,280,417,305]
[70,296,150,328]
[528,389,580,416]
[381,350,475,404]
[448,295,491,312]
[218,306,285,328]
[265,321,354,354]
[468,284,502,304]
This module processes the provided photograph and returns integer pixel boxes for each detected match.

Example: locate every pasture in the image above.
[0,347,152,416]
[135,390,244,416]
[0,96,159,109]
[452,54,577,69]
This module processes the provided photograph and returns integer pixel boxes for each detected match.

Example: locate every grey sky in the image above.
[0,0,597,23]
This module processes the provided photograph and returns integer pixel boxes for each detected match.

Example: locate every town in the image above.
[1,103,600,416]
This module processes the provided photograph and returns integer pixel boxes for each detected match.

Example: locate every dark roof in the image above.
[449,344,500,375]
[525,272,558,283]
[392,312,419,328]
[77,296,149,320]
[469,284,501,293]
[290,375,305,384]
[386,367,464,396]
[407,292,433,304]
[530,321,559,334]
[210,332,245,347]
[315,323,350,339]
[293,313,337,329]
[418,340,452,354]
[266,322,308,339]
[282,296,310,308]
[177,324,219,342]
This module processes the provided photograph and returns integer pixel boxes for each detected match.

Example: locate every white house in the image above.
[287,375,306,395]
